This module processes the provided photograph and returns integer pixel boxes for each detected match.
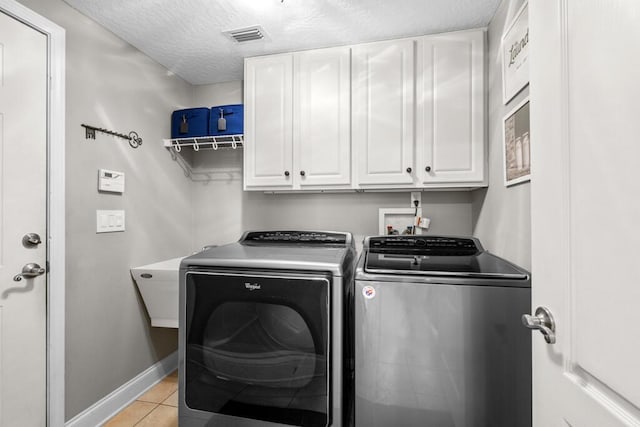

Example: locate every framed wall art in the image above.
[503,96,530,186]
[502,1,529,104]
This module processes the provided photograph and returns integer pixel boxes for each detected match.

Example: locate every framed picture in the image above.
[503,97,530,186]
[502,1,529,104]
[378,208,423,235]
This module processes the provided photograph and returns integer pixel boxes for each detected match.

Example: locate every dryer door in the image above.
[184,270,331,427]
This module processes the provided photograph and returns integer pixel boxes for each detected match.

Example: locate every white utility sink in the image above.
[131,257,185,328]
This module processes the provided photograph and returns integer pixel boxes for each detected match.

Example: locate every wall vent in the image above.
[222,25,267,43]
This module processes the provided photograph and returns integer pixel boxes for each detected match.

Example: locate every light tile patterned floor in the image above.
[103,370,178,427]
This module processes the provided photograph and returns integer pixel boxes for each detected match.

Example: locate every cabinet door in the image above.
[416,30,485,185]
[294,47,351,187]
[353,40,415,186]
[244,55,293,188]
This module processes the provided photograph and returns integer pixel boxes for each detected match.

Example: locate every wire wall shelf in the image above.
[164,134,243,182]
[163,135,244,152]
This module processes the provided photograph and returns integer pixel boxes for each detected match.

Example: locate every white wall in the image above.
[190,81,475,251]
[472,0,531,270]
[190,83,246,247]
[17,0,194,420]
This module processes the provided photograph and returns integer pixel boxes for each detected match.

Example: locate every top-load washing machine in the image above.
[179,231,356,427]
[354,235,531,427]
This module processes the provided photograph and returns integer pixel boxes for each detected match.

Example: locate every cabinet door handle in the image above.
[425,166,432,172]
[300,171,306,176]
[406,167,412,174]
[284,171,290,177]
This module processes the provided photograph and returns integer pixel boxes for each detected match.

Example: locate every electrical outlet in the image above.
[410,192,421,207]
[418,217,431,230]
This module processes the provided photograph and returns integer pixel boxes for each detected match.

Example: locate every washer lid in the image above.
[364,235,529,280]
[364,252,527,279]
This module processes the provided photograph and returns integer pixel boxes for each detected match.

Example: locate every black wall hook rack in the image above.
[81,124,143,149]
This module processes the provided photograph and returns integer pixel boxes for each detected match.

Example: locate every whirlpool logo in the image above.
[244,282,261,291]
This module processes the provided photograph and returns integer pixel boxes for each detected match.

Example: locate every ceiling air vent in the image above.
[223,25,267,43]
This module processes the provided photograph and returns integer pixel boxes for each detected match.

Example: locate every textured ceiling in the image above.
[63,0,500,85]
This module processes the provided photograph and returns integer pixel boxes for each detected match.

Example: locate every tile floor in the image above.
[103,370,178,427]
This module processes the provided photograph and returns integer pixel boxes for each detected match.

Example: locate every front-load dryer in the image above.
[179,231,355,427]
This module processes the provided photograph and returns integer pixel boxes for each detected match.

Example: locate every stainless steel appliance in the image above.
[354,235,531,427]
[179,231,356,427]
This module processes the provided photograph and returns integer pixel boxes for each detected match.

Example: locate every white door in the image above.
[416,30,485,185]
[0,10,48,427]
[243,54,294,189]
[294,46,351,188]
[530,1,640,425]
[352,39,415,186]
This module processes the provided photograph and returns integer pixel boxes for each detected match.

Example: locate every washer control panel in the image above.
[368,235,479,255]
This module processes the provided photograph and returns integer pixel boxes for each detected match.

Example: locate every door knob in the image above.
[22,233,42,247]
[522,306,556,344]
[13,263,46,282]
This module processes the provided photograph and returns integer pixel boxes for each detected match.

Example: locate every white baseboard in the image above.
[65,350,178,427]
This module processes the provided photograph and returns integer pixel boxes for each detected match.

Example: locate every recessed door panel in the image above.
[531,1,640,425]
[353,40,415,186]
[417,31,485,184]
[295,47,351,187]
[244,55,294,188]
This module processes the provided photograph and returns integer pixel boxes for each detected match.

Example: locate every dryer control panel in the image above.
[242,230,349,246]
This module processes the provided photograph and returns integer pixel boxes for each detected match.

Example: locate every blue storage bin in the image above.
[209,104,244,136]
[171,108,210,139]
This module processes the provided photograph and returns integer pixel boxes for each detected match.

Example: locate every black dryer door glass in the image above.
[185,271,331,427]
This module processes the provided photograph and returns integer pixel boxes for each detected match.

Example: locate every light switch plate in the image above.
[96,210,125,233]
[98,169,125,193]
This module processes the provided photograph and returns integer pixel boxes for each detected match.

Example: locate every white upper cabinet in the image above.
[243,29,486,191]
[244,47,351,190]
[352,39,416,186]
[294,47,351,188]
[416,30,486,185]
[244,54,294,188]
